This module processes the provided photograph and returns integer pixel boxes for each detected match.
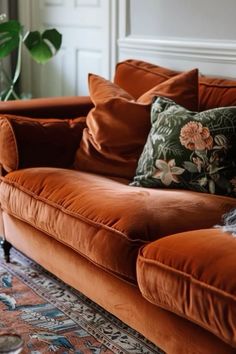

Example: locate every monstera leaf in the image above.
[24,29,62,64]
[0,20,21,58]
[0,17,62,101]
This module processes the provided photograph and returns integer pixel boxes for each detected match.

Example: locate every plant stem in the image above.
[3,34,22,101]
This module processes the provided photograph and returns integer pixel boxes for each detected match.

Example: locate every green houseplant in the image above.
[0,13,62,101]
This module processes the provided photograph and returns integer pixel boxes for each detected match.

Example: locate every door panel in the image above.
[19,0,115,97]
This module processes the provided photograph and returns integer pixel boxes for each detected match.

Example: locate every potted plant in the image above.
[0,13,62,101]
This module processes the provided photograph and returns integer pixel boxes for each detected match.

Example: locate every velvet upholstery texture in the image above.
[3,213,235,354]
[0,96,93,118]
[1,59,236,353]
[115,59,236,111]
[137,229,236,347]
[1,168,236,283]
[0,115,86,172]
[199,77,236,111]
[114,59,179,99]
[75,69,199,179]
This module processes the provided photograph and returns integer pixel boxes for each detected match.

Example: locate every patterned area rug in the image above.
[0,248,164,354]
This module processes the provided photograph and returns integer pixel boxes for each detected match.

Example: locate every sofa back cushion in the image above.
[114,59,178,99]
[199,77,236,111]
[0,115,86,172]
[115,59,236,111]
[74,69,199,179]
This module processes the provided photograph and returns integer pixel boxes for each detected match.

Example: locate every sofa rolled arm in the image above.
[137,228,236,347]
[0,96,93,118]
[0,114,86,173]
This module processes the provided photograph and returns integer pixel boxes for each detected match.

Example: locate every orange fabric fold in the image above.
[75,69,199,179]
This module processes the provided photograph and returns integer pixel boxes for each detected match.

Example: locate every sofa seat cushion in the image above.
[1,169,236,283]
[137,229,236,347]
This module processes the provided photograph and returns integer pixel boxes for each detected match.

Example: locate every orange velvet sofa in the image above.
[0,59,236,354]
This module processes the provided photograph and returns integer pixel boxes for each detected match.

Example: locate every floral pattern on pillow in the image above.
[131,96,236,197]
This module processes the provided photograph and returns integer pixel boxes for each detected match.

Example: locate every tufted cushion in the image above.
[137,229,236,347]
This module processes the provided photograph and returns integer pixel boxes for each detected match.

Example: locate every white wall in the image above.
[19,0,236,97]
[130,0,236,40]
[118,0,236,78]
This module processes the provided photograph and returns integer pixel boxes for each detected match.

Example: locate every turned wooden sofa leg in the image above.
[0,239,12,263]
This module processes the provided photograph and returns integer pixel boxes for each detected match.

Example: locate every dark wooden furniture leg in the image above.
[0,239,12,263]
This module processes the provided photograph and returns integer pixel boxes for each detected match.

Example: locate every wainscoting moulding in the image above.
[118,0,236,78]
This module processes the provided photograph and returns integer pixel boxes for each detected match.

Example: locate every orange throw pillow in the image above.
[74,69,199,179]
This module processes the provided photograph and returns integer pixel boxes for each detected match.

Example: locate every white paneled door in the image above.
[19,0,117,97]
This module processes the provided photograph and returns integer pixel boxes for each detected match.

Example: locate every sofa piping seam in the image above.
[199,80,236,89]
[118,62,236,90]
[116,61,177,80]
[2,208,137,283]
[138,255,236,301]
[0,178,150,244]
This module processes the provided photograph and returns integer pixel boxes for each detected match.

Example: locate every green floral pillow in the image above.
[131,96,236,197]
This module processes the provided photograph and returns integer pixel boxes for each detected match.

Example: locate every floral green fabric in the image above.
[131,96,236,197]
